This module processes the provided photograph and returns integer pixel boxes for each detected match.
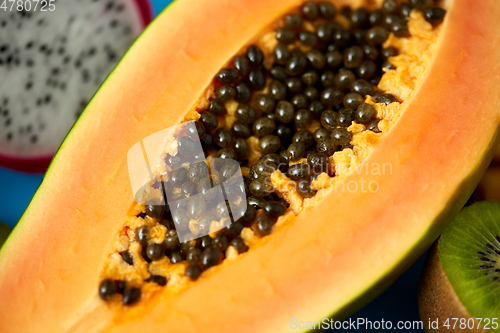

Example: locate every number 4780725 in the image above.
[0,0,56,12]
[442,318,498,330]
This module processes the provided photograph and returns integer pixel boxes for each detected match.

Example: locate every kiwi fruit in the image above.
[418,201,500,332]
[0,222,11,249]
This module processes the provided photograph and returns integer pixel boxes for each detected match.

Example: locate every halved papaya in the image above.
[1,0,500,332]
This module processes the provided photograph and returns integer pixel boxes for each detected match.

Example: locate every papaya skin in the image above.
[1,0,500,332]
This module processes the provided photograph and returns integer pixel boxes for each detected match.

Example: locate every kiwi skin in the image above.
[418,241,489,333]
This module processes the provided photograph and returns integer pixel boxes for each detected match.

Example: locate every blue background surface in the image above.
[0,0,426,331]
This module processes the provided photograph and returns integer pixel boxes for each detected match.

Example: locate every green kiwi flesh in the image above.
[438,201,500,331]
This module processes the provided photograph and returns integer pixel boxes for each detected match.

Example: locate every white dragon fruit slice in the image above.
[0,0,152,172]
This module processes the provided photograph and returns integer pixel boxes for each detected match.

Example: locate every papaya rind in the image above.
[1,0,500,332]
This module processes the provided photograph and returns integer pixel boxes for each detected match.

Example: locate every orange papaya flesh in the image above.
[96,3,445,306]
[1,0,500,332]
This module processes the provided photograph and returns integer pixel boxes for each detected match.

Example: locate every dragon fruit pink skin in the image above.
[135,0,154,28]
[0,0,152,173]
